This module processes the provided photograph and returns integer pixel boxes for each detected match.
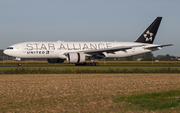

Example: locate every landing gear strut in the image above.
[15,58,21,66]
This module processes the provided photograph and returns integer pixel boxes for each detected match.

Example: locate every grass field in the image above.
[1,74,180,112]
[0,67,180,74]
[1,60,180,66]
[0,66,180,70]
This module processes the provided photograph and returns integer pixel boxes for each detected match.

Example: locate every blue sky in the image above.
[0,0,179,56]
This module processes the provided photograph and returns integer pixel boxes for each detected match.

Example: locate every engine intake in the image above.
[66,52,85,63]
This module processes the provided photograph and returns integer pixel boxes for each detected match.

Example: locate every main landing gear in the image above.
[75,62,99,66]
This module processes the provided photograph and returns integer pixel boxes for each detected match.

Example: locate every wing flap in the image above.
[83,45,141,54]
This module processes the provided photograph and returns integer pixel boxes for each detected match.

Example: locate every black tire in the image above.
[87,63,91,66]
[75,63,87,66]
[75,63,78,66]
[96,62,99,66]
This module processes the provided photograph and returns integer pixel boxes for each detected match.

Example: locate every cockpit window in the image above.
[7,47,13,49]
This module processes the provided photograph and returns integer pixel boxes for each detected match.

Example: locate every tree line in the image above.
[119,53,179,61]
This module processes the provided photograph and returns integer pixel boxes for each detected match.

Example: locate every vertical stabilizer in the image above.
[135,17,162,44]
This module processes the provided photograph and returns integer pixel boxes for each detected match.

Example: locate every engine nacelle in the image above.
[47,58,65,63]
[66,52,85,63]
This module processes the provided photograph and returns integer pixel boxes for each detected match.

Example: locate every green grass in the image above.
[0,67,180,74]
[0,66,180,71]
[113,90,180,111]
[1,61,180,66]
[1,61,180,74]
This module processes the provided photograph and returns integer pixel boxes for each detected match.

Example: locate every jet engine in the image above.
[66,52,85,63]
[47,58,65,63]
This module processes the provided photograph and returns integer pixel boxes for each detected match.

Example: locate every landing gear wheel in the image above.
[75,62,99,66]
[75,62,87,66]
[86,62,99,66]
[87,63,92,66]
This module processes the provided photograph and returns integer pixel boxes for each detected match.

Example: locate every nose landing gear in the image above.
[18,62,21,66]
[15,58,21,66]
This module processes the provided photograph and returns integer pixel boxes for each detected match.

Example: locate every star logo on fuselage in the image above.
[144,30,153,42]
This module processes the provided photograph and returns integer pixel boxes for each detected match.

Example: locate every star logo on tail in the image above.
[144,30,153,42]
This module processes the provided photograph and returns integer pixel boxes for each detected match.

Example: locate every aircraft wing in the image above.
[63,45,142,57]
[82,45,142,55]
[144,44,174,49]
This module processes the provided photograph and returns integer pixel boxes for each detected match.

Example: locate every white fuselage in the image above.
[3,41,158,59]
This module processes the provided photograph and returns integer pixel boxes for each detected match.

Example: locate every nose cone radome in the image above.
[3,49,13,56]
[3,49,8,55]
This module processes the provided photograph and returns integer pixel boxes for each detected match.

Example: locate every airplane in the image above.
[3,17,173,66]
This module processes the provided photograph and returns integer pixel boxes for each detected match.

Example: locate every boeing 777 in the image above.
[3,17,173,66]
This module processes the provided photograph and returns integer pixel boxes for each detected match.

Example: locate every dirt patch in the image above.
[0,74,180,112]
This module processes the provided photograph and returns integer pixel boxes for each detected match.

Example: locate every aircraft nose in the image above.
[3,50,8,55]
[3,49,13,56]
